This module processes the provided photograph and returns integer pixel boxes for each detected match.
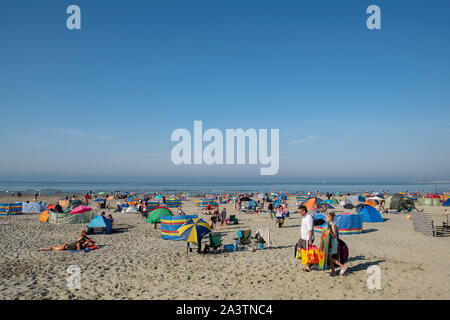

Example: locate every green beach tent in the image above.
[146,207,173,224]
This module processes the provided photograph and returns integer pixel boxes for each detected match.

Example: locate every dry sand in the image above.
[0,194,449,300]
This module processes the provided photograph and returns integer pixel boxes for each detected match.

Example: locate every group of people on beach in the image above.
[204,206,227,230]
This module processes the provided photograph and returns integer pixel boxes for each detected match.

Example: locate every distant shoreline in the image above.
[414,181,450,184]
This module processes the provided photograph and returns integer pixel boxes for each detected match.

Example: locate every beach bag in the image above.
[301,245,319,265]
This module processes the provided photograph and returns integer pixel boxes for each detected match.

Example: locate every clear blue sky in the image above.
[1,0,449,182]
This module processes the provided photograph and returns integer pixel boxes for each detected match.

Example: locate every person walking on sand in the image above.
[297,205,314,272]
[219,207,227,228]
[325,212,347,276]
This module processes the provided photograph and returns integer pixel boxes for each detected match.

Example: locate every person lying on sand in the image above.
[38,242,81,251]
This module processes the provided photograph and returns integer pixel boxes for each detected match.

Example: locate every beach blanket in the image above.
[68,246,97,253]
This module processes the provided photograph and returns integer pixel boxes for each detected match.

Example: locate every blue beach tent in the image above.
[87,215,113,234]
[357,205,384,223]
[442,199,450,207]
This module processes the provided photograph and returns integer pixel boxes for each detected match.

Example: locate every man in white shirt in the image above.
[297,205,314,272]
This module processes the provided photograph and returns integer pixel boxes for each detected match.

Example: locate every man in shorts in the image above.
[297,205,314,272]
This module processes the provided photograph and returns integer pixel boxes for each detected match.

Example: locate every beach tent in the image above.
[390,194,404,210]
[391,194,416,210]
[0,203,22,216]
[384,196,392,209]
[443,199,450,207]
[300,197,323,211]
[245,200,258,209]
[358,196,366,202]
[146,207,173,224]
[160,215,198,240]
[87,215,113,234]
[417,198,442,206]
[22,202,46,213]
[278,194,287,200]
[364,200,377,208]
[39,210,50,222]
[125,206,138,213]
[357,205,384,223]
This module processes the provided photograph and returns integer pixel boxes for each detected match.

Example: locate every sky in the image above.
[1,0,450,182]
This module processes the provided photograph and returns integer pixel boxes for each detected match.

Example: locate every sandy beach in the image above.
[0,194,449,300]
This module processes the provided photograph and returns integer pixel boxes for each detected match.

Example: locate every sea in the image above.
[0,181,449,195]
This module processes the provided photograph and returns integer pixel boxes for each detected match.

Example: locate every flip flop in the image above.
[340,267,348,275]
[302,267,311,272]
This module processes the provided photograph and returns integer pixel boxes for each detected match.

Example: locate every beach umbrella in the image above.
[239,197,252,202]
[368,196,383,201]
[69,206,92,215]
[98,192,105,195]
[94,199,105,202]
[177,218,211,244]
[146,207,173,223]
[155,195,163,200]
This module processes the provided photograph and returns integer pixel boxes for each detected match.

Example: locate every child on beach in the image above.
[326,212,347,276]
[5,204,12,223]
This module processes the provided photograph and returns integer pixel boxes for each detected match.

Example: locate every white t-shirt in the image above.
[300,213,314,241]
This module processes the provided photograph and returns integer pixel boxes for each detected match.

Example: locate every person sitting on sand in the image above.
[78,231,96,248]
[177,207,185,216]
[325,212,347,276]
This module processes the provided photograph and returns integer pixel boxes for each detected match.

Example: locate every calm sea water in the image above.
[0,181,449,195]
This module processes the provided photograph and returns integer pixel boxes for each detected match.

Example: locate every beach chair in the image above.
[253,231,266,249]
[234,229,252,250]
[208,232,223,253]
[228,215,238,225]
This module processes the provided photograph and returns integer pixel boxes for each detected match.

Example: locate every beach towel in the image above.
[255,228,273,247]
[68,245,98,253]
